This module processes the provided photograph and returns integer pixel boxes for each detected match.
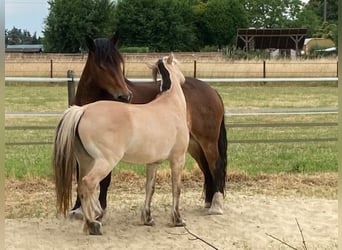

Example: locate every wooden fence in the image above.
[5,53,338,78]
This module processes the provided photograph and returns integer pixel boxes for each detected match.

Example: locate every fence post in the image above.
[67,70,75,107]
[50,59,53,78]
[193,60,197,78]
[263,60,266,78]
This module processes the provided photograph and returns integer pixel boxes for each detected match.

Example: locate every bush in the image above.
[119,47,150,53]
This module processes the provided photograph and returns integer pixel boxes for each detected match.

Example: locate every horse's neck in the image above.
[160,73,186,112]
[75,69,107,105]
[127,80,160,104]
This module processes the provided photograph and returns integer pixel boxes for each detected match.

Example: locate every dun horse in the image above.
[70,34,227,218]
[53,54,189,235]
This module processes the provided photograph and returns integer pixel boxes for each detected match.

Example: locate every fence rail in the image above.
[5,57,338,78]
[5,76,338,146]
[5,76,339,83]
[5,121,338,146]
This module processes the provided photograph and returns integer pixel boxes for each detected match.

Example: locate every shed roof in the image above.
[236,28,307,51]
[5,44,44,53]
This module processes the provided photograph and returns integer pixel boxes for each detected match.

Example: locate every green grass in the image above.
[6,145,53,178]
[4,82,338,178]
[211,82,338,109]
[229,142,337,175]
[5,82,68,112]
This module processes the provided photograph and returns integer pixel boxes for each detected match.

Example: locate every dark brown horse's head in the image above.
[85,34,132,103]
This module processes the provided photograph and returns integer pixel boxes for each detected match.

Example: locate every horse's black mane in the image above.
[157,59,171,92]
[93,38,124,67]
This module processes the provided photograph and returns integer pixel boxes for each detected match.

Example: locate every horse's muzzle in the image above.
[116,92,133,103]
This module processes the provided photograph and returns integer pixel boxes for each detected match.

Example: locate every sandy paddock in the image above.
[5,173,338,249]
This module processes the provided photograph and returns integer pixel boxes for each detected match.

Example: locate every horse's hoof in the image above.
[141,210,155,226]
[174,219,186,227]
[172,215,186,227]
[144,219,155,226]
[208,207,223,215]
[68,208,84,220]
[208,192,224,215]
[204,202,211,208]
[88,221,102,235]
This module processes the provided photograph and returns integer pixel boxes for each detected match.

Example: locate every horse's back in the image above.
[126,80,160,104]
[182,77,224,130]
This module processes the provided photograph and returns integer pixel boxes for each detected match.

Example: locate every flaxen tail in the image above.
[52,105,85,217]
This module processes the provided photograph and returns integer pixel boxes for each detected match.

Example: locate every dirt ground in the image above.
[5,172,338,250]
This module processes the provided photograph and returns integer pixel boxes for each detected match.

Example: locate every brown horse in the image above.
[70,34,227,217]
[54,54,189,235]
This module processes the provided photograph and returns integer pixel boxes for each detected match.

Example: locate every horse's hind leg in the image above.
[141,163,158,226]
[202,143,225,215]
[170,156,186,227]
[207,119,227,215]
[188,138,215,207]
[70,167,111,221]
[78,159,114,235]
[77,176,103,235]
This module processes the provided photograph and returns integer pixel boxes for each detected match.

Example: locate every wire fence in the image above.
[5,76,338,146]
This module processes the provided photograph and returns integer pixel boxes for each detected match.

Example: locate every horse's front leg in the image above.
[69,162,84,220]
[96,172,112,221]
[170,156,186,227]
[141,163,158,226]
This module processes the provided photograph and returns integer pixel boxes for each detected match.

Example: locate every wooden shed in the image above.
[236,28,307,56]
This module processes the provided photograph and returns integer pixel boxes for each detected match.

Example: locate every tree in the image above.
[306,0,337,23]
[44,0,116,52]
[201,0,247,48]
[5,27,22,45]
[115,0,198,51]
[302,0,338,46]
[242,0,303,28]
[288,6,321,37]
[5,27,42,45]
[312,21,337,42]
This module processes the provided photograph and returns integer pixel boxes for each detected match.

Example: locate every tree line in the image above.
[5,0,338,53]
[5,27,42,45]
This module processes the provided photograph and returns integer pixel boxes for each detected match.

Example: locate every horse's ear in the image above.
[167,52,174,64]
[85,36,95,52]
[111,32,119,47]
[146,62,155,70]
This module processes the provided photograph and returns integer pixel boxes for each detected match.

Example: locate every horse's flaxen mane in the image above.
[93,38,124,67]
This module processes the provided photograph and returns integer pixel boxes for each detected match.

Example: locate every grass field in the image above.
[4,80,338,179]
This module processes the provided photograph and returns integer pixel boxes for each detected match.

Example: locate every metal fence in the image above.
[5,76,338,146]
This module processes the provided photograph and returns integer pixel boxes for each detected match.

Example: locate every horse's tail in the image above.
[217,93,228,194]
[52,105,85,217]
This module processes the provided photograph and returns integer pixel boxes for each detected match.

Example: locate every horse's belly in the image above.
[121,145,170,164]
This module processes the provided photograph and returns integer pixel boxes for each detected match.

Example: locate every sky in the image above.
[5,0,49,37]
